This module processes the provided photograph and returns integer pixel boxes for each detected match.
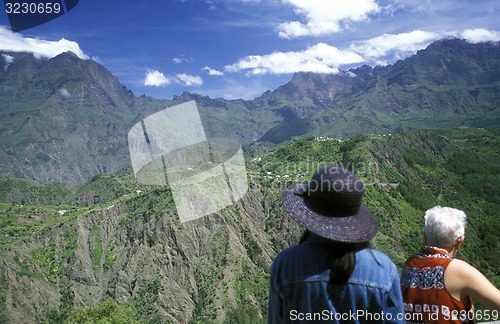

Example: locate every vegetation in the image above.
[40,279,163,324]
[63,299,138,324]
[43,284,75,323]
[129,278,164,323]
[0,203,82,247]
[249,128,499,279]
[1,39,499,323]
[0,128,499,322]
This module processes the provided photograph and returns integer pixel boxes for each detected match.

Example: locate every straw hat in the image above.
[281,166,378,243]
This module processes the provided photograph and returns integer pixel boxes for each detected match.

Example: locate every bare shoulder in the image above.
[447,259,491,286]
[447,259,477,278]
[447,259,500,311]
[444,259,477,300]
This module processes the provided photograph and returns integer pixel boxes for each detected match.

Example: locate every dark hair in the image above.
[300,230,369,285]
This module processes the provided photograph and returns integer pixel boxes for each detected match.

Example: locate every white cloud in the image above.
[460,28,500,43]
[277,0,380,38]
[91,56,102,64]
[387,0,433,14]
[345,71,357,78]
[59,88,71,98]
[172,56,194,64]
[202,66,224,76]
[224,43,364,75]
[0,26,88,59]
[144,70,172,87]
[176,73,203,86]
[350,30,441,64]
[2,54,14,64]
[2,54,14,71]
[225,28,496,76]
[349,29,500,66]
[144,70,203,87]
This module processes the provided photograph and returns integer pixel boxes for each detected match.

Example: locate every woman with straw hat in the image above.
[268,166,404,323]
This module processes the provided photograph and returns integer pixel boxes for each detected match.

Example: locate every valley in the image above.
[0,38,499,323]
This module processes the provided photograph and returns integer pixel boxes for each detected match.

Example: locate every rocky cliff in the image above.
[1,128,498,322]
[0,179,301,323]
[1,39,499,185]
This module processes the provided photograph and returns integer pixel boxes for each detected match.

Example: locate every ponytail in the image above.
[299,230,369,285]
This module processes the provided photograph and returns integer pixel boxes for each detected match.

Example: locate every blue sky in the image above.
[0,0,499,100]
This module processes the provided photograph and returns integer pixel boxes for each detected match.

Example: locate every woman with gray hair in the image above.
[401,206,500,324]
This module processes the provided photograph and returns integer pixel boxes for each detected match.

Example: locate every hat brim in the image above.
[282,184,378,243]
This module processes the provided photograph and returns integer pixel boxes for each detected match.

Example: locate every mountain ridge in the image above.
[1,127,498,322]
[1,38,499,185]
[0,37,499,323]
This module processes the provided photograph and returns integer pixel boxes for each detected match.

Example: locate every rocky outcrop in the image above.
[0,182,296,322]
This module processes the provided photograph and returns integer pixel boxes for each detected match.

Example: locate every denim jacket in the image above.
[269,234,405,323]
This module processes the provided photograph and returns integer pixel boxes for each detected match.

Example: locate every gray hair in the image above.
[424,206,467,248]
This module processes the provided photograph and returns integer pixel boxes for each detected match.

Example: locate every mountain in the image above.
[0,128,498,322]
[0,38,499,323]
[0,52,284,185]
[1,39,499,185]
[0,51,142,185]
[257,39,500,142]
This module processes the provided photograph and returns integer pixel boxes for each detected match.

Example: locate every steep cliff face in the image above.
[0,182,300,323]
[0,51,140,185]
[2,40,499,185]
[1,129,499,322]
[1,39,499,322]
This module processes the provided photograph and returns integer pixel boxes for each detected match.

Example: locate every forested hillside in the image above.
[1,128,498,323]
[1,39,499,185]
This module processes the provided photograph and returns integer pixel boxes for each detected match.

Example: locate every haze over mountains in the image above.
[0,38,499,185]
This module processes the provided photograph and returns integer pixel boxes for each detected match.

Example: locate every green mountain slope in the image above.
[0,51,141,185]
[0,128,498,322]
[258,39,500,143]
[1,39,499,185]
